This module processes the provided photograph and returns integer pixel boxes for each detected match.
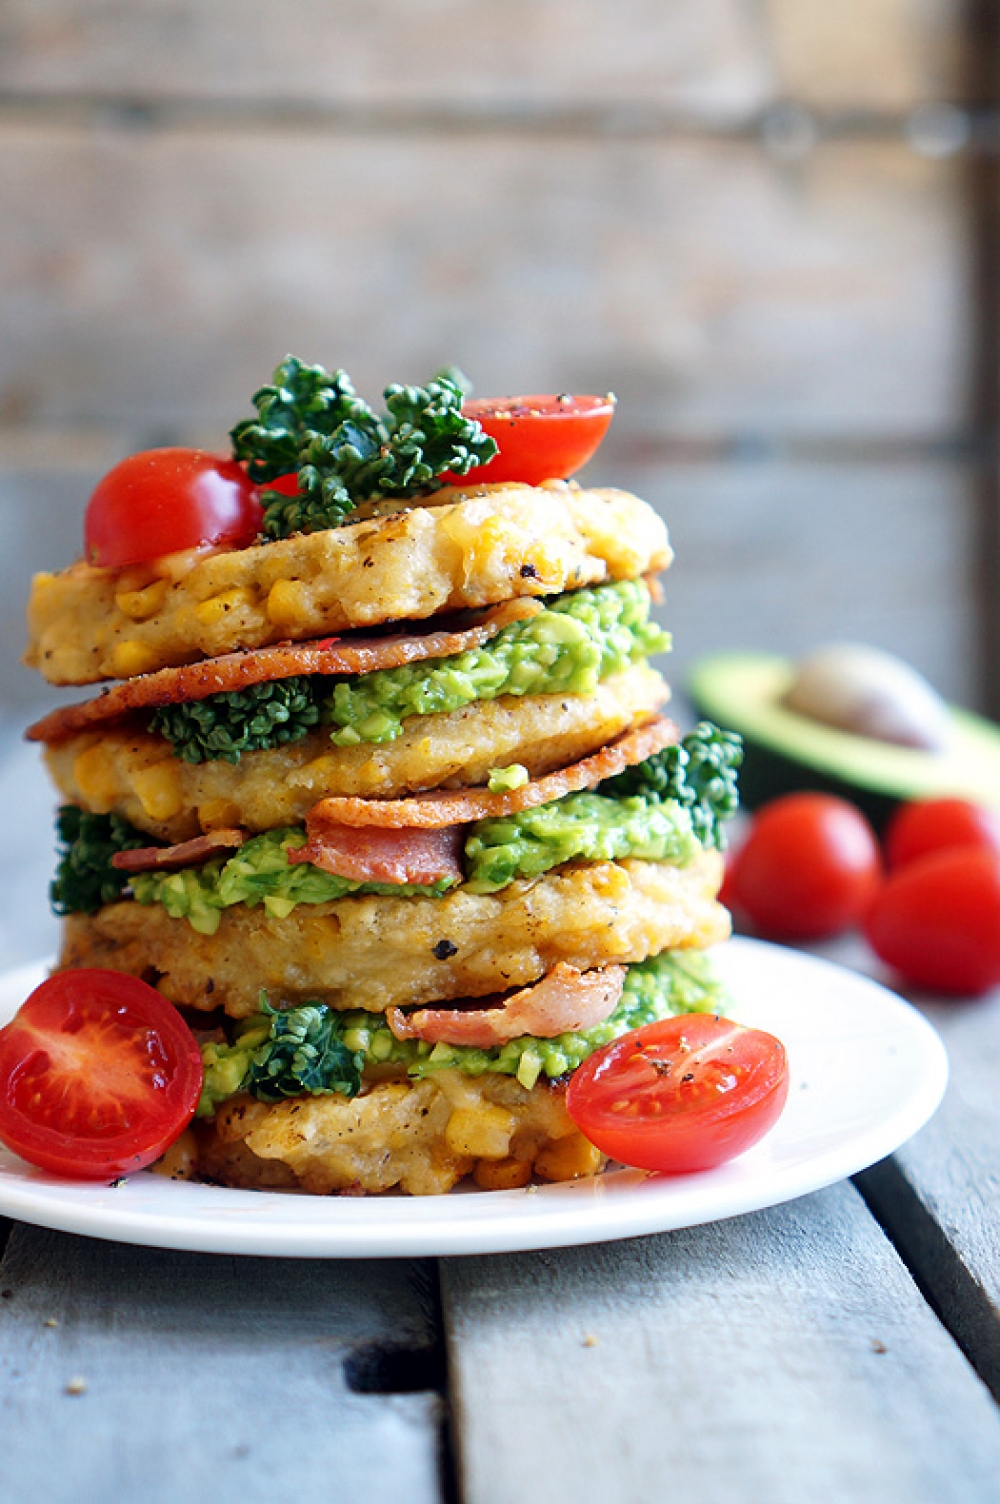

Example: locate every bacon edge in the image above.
[304,716,677,832]
[386,963,627,1048]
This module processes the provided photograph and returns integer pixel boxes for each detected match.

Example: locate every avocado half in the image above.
[688,651,1000,831]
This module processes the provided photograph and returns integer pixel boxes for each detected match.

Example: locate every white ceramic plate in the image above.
[0,939,947,1258]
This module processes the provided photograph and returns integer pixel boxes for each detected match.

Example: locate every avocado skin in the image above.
[727,735,900,832]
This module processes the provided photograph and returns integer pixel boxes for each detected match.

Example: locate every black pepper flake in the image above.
[520,563,539,579]
[681,1073,695,1083]
[432,938,458,960]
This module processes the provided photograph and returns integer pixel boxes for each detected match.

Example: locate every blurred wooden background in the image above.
[1,0,996,726]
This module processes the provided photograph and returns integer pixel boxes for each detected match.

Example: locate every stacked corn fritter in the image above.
[25,362,739,1194]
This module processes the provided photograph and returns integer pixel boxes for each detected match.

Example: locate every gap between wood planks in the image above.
[854,1161,1000,1405]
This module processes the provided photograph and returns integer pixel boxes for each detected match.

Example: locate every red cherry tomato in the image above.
[84,447,264,567]
[454,394,616,485]
[0,969,204,1178]
[566,1014,789,1174]
[731,793,880,941]
[864,847,1000,996]
[884,797,1000,871]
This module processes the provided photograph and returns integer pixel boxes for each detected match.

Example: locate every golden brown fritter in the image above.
[26,481,671,684]
[195,1070,604,1196]
[59,853,728,1018]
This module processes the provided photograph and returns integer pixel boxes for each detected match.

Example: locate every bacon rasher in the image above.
[386,963,626,1048]
[26,598,542,744]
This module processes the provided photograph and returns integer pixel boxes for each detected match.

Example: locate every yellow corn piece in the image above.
[534,1131,604,1183]
[110,638,161,678]
[444,1103,517,1160]
[194,588,254,628]
[115,579,170,621]
[473,1156,533,1191]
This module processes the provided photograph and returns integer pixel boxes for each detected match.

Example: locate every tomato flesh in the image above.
[864,847,1000,996]
[84,447,264,567]
[731,793,880,940]
[884,797,1000,871]
[0,970,203,1178]
[453,394,615,486]
[566,1015,789,1174]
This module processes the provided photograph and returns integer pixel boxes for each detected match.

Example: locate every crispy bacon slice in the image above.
[25,597,543,744]
[111,828,247,874]
[304,717,677,832]
[287,823,464,887]
[386,963,626,1048]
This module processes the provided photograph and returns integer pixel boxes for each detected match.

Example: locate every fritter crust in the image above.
[59,853,728,1018]
[26,481,671,685]
[196,1070,605,1196]
[45,665,668,842]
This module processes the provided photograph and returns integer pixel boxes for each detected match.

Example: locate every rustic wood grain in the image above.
[0,1,766,112]
[763,0,962,109]
[0,133,965,439]
[441,1182,1000,1504]
[859,987,1000,1396]
[603,457,980,709]
[0,0,962,112]
[0,1224,445,1504]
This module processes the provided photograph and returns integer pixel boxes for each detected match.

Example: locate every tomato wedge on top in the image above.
[566,1014,789,1174]
[84,447,264,568]
[455,394,616,486]
[0,969,204,1179]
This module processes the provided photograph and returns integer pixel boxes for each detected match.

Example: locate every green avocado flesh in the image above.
[131,795,702,935]
[689,652,1000,829]
[197,949,728,1114]
[151,578,669,763]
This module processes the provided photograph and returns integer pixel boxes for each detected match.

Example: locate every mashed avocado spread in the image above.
[130,793,702,934]
[197,948,727,1113]
[150,578,669,763]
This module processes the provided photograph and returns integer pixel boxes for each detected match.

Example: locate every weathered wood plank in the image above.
[0,1224,445,1504]
[0,0,963,112]
[605,457,980,709]
[763,0,962,109]
[0,2,767,113]
[442,1182,1000,1504]
[844,959,1000,1396]
[0,133,966,439]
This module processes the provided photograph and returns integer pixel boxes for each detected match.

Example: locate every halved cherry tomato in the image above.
[884,797,1000,871]
[731,793,880,940]
[864,847,1000,995]
[454,394,616,485]
[0,970,203,1178]
[84,447,265,567]
[566,1014,789,1174]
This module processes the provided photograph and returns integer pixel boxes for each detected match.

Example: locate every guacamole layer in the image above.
[198,948,727,1113]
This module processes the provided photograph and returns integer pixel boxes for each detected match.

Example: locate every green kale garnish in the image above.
[230,356,498,539]
[244,1001,364,1102]
[50,806,148,916]
[150,678,322,764]
[600,721,743,849]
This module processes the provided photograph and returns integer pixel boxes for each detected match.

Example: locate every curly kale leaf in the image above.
[600,721,743,849]
[245,1001,364,1102]
[149,678,323,764]
[50,806,148,916]
[230,356,367,484]
[230,358,497,538]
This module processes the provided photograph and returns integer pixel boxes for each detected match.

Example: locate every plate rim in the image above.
[0,940,948,1258]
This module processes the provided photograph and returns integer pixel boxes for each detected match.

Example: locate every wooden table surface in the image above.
[0,725,998,1503]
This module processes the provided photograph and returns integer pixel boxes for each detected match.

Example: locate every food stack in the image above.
[24,360,739,1194]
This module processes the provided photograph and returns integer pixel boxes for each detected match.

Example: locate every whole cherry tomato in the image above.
[884,797,1000,871]
[566,1014,789,1174]
[0,969,204,1178]
[864,847,1000,995]
[453,394,615,486]
[731,793,880,940]
[85,447,264,567]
